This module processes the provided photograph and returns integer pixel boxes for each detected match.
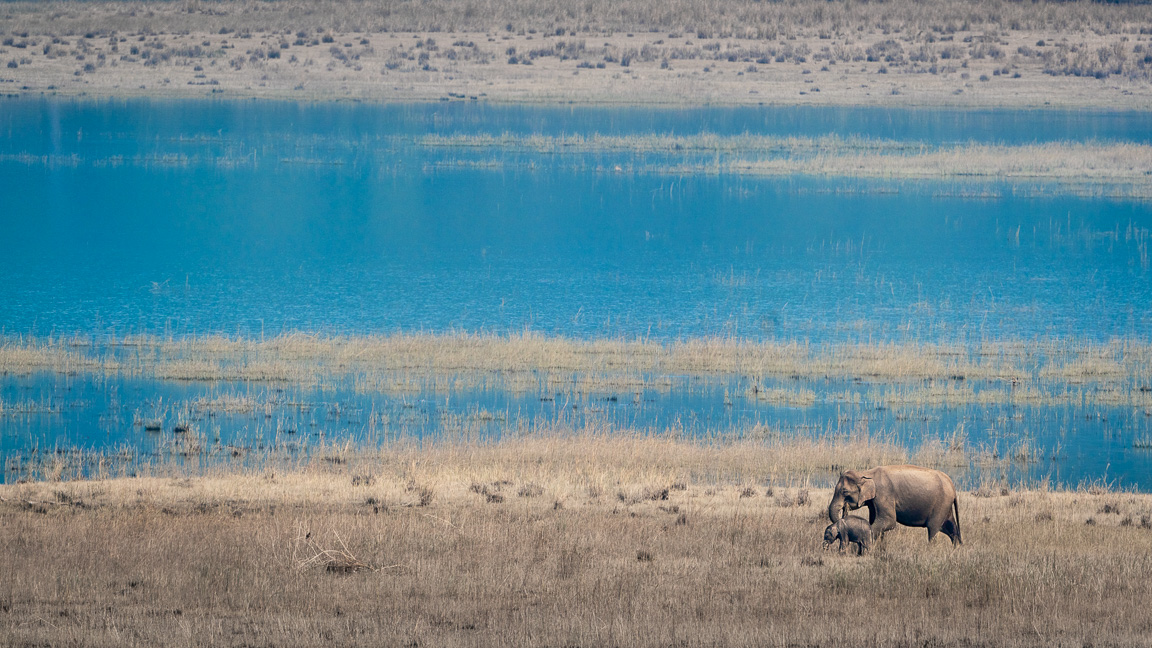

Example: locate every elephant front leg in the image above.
[871,520,897,542]
[868,504,898,544]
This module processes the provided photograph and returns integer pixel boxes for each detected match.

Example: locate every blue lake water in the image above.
[1,97,1151,487]
[3,367,1149,489]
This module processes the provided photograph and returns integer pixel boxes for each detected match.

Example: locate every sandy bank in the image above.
[2,1,1152,108]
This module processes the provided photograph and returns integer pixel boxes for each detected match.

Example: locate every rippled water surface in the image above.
[2,98,1150,487]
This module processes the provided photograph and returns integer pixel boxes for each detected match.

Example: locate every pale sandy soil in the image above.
[3,25,1152,108]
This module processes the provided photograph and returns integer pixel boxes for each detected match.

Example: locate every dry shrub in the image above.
[616,485,669,504]
[776,488,811,508]
[294,530,376,574]
[471,481,512,503]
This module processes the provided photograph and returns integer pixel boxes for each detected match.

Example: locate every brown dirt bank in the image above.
[1,0,1151,108]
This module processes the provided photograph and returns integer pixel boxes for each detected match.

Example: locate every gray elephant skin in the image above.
[828,464,962,546]
[823,516,873,555]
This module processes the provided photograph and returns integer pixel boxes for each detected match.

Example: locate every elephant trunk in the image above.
[828,496,845,523]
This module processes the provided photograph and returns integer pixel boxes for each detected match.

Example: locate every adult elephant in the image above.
[828,465,962,546]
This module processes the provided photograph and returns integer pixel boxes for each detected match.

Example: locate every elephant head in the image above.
[822,523,838,549]
[828,470,876,523]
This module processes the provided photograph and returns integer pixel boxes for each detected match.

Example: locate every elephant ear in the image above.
[859,475,876,502]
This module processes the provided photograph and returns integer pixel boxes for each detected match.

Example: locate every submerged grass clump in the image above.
[3,333,1150,408]
[422,133,1152,194]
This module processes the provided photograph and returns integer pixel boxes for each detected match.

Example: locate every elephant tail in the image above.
[952,495,963,545]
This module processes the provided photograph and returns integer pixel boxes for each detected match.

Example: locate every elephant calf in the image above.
[823,516,873,555]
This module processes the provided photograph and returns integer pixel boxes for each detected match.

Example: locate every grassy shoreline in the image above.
[2,1,1152,108]
[2,433,1151,646]
[3,332,1149,486]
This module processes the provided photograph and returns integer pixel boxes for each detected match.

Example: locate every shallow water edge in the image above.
[4,333,1151,490]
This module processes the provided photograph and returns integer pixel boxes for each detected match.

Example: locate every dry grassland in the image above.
[2,434,1151,647]
[1,0,1151,107]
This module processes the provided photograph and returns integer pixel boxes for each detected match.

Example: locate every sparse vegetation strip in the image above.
[419,132,922,154]
[6,134,1152,197]
[421,133,1152,191]
[3,333,1151,411]
[4,331,1150,381]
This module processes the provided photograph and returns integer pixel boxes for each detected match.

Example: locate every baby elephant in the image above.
[823,516,873,555]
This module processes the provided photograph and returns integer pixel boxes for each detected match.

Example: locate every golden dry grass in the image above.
[5,333,1152,410]
[2,434,1151,647]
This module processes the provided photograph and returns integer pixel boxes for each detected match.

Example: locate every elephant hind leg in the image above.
[927,524,941,543]
[926,512,950,544]
[941,518,961,546]
[927,513,962,546]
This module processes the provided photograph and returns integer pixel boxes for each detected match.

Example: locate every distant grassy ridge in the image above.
[4,0,1149,39]
[3,0,1151,107]
[2,431,1151,646]
[3,333,1151,409]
